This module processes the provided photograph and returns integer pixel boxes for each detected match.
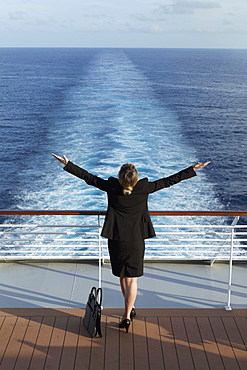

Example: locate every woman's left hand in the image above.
[52,153,69,165]
[193,161,211,170]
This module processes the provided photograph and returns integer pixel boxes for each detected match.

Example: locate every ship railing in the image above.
[0,210,246,262]
[1,210,247,310]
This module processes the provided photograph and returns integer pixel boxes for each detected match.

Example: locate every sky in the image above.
[0,0,247,48]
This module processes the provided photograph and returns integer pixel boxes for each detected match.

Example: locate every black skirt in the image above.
[108,239,145,277]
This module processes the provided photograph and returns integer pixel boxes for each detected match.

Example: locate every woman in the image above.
[52,153,210,332]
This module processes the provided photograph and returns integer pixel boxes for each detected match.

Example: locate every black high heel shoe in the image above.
[119,319,131,333]
[130,308,136,321]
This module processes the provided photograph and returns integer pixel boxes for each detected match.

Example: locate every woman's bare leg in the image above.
[122,277,137,320]
[120,277,126,298]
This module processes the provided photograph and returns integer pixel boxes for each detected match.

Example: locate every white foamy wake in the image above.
[9,49,228,255]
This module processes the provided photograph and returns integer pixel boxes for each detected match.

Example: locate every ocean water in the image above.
[0,48,247,229]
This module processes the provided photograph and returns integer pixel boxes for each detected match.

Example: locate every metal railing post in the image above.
[210,215,240,265]
[98,215,102,289]
[225,219,238,310]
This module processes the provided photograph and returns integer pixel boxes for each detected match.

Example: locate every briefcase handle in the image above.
[90,287,97,297]
[95,287,102,306]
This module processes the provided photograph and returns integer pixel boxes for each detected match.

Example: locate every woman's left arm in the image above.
[52,153,69,165]
[148,161,211,193]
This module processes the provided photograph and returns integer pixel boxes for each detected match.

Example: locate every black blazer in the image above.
[64,162,196,241]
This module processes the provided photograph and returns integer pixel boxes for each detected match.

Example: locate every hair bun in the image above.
[123,187,133,196]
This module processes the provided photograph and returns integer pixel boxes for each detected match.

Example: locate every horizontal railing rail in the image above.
[1,210,247,310]
[0,210,247,262]
[1,210,247,216]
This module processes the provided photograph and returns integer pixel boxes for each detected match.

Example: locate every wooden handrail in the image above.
[1,210,247,216]
[0,210,106,216]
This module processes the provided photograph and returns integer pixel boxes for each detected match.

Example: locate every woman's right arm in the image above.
[52,153,109,191]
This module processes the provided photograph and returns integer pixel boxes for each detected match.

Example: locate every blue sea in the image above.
[0,48,247,227]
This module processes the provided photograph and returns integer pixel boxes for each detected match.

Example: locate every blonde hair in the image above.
[118,163,138,195]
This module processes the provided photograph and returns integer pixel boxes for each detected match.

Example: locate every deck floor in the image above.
[1,261,247,309]
[0,308,246,370]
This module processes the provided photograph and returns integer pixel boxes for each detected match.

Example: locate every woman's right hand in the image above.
[52,153,69,165]
[193,161,211,170]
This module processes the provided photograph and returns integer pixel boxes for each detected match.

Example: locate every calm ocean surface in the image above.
[1,48,247,227]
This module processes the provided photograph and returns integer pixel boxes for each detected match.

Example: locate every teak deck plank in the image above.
[44,316,68,370]
[234,317,247,349]
[104,316,120,370]
[196,316,225,370]
[0,308,246,370]
[59,316,81,370]
[0,316,17,364]
[90,316,106,370]
[14,316,43,370]
[222,317,247,370]
[171,316,194,370]
[209,317,240,370]
[74,318,91,370]
[145,316,164,370]
[159,316,180,370]
[0,316,29,370]
[183,317,210,370]
[132,316,149,370]
[119,318,134,370]
[28,316,55,370]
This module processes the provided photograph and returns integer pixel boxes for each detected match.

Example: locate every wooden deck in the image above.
[0,308,246,370]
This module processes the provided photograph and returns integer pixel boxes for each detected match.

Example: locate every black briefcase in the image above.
[83,287,102,338]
